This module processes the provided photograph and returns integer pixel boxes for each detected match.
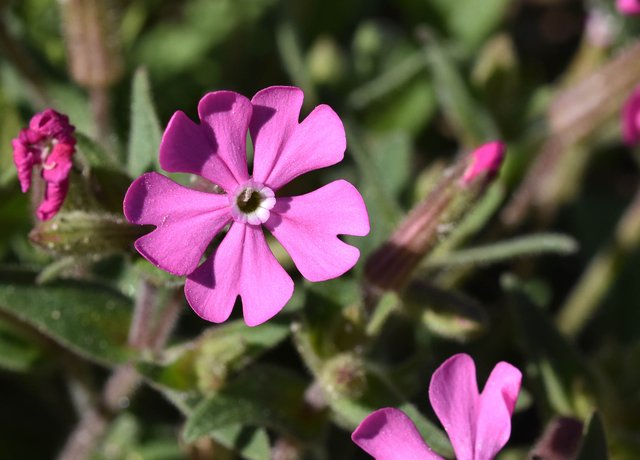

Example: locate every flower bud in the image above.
[319,353,367,401]
[365,142,506,293]
[617,0,640,15]
[622,85,640,146]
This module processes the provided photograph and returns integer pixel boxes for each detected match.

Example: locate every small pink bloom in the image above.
[12,109,76,221]
[352,353,522,460]
[461,141,506,186]
[617,0,640,15]
[622,86,640,146]
[124,87,369,326]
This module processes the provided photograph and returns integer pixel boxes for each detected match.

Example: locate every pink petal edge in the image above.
[160,91,251,193]
[185,223,294,327]
[618,0,640,15]
[352,408,442,460]
[265,180,369,282]
[123,172,232,276]
[250,86,346,190]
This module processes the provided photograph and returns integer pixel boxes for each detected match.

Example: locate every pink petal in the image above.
[37,180,69,221]
[185,223,294,326]
[474,362,522,460]
[160,91,251,193]
[618,0,640,14]
[429,354,479,460]
[352,408,443,460]
[12,135,35,193]
[123,172,231,276]
[250,86,346,190]
[41,142,74,183]
[264,180,369,282]
[622,87,640,146]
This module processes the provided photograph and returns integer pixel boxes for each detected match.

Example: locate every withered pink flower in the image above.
[617,0,640,15]
[124,87,369,326]
[352,354,522,460]
[12,109,76,221]
[622,86,640,146]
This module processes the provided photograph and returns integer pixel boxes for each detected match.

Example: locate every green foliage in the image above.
[0,273,132,365]
[127,68,162,176]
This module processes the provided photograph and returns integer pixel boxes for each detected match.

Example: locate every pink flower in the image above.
[617,0,640,15]
[461,141,506,186]
[352,354,522,460]
[123,87,369,326]
[622,86,640,146]
[12,109,76,221]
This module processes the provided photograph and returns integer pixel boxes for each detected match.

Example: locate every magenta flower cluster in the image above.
[12,109,76,221]
[124,86,370,326]
[352,354,522,460]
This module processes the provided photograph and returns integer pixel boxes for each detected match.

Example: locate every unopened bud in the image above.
[320,353,367,400]
[59,0,124,88]
[29,210,144,255]
[365,142,506,293]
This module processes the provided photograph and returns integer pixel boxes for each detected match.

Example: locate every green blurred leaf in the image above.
[430,0,510,50]
[139,320,290,393]
[504,274,598,418]
[0,90,21,186]
[127,68,162,176]
[422,30,498,146]
[0,317,44,372]
[575,412,609,460]
[183,364,323,442]
[0,274,132,365]
[75,132,119,170]
[208,425,271,460]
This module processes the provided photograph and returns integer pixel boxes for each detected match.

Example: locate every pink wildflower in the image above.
[124,87,369,326]
[461,141,506,186]
[617,0,640,15]
[12,109,76,221]
[352,353,522,460]
[622,86,640,146]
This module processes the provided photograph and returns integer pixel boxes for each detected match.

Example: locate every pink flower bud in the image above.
[617,0,640,15]
[622,86,640,146]
[461,141,506,186]
[12,109,76,221]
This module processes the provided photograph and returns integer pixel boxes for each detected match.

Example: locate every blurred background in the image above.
[1,0,640,458]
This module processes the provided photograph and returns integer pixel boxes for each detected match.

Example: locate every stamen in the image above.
[230,180,276,225]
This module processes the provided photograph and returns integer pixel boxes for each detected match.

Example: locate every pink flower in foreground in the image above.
[124,87,369,326]
[622,86,640,146]
[352,354,522,460]
[618,0,640,15]
[12,109,76,221]
[461,141,506,186]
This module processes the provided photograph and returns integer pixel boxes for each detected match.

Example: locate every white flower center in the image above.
[229,180,276,225]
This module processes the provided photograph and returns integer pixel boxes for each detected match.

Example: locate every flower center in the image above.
[230,180,276,225]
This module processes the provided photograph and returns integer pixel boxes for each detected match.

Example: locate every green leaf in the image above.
[327,369,454,458]
[0,90,21,186]
[75,132,119,169]
[424,233,579,269]
[208,425,271,460]
[0,273,132,365]
[139,320,290,393]
[127,68,162,177]
[503,274,598,418]
[0,317,45,372]
[422,31,498,146]
[183,365,323,443]
[430,0,510,51]
[575,412,609,460]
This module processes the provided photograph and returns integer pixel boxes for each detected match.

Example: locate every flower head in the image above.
[352,353,522,460]
[617,0,640,15]
[124,87,369,326]
[12,108,76,221]
[622,86,640,146]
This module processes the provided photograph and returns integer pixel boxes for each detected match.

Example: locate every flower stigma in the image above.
[230,180,276,225]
